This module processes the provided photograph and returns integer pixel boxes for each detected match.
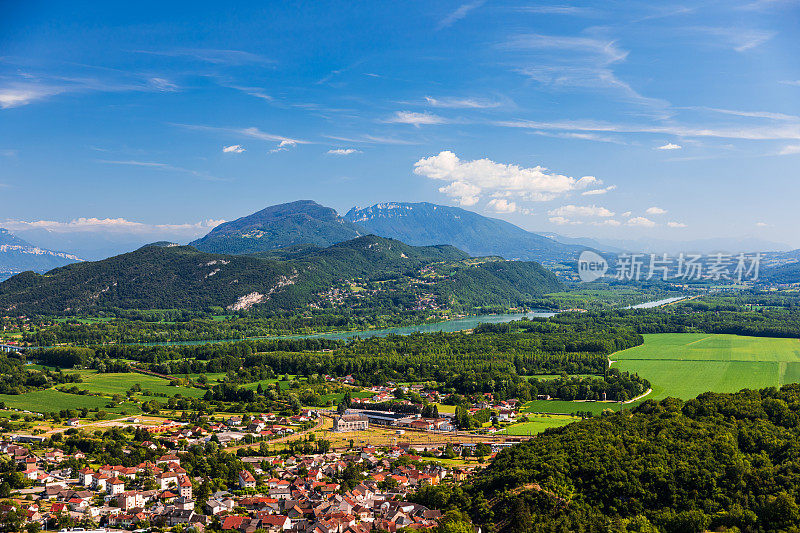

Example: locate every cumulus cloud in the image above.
[223,145,245,153]
[667,221,687,228]
[2,217,226,235]
[486,198,517,213]
[413,151,600,206]
[657,142,682,150]
[327,148,361,155]
[548,204,615,218]
[626,216,656,227]
[582,185,616,196]
[386,111,448,126]
[645,206,667,215]
[755,221,769,227]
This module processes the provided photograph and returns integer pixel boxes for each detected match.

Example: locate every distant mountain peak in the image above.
[0,228,81,280]
[190,200,365,255]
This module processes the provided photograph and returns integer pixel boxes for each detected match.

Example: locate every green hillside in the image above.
[0,235,562,315]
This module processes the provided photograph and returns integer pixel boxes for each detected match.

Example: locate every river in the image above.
[131,310,558,347]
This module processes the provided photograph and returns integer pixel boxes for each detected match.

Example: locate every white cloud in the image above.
[496,118,800,141]
[548,204,615,218]
[756,221,769,227]
[223,145,245,153]
[438,0,486,29]
[270,140,298,153]
[413,151,600,206]
[592,219,622,226]
[781,80,800,86]
[386,111,448,126]
[149,78,179,92]
[645,206,667,215]
[667,221,687,228]
[324,134,419,146]
[582,185,616,195]
[621,211,632,217]
[779,145,800,155]
[693,27,775,52]
[424,96,502,109]
[657,142,682,150]
[515,5,596,15]
[486,198,517,213]
[326,148,361,155]
[503,33,668,113]
[2,217,226,235]
[549,216,582,225]
[626,216,656,227]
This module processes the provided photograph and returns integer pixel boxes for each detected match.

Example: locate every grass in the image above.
[0,389,114,412]
[521,399,625,415]
[66,370,206,398]
[496,415,577,435]
[612,333,800,400]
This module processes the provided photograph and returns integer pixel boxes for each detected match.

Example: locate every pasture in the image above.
[612,333,800,400]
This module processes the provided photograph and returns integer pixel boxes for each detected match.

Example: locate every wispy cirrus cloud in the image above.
[327,148,361,155]
[385,111,449,126]
[691,27,775,52]
[438,0,486,29]
[174,124,309,151]
[135,48,272,66]
[501,33,669,113]
[495,118,800,141]
[324,134,420,146]
[424,96,503,109]
[97,159,225,181]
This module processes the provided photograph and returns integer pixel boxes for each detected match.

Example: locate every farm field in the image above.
[0,389,115,412]
[497,415,576,435]
[612,333,800,400]
[66,370,205,398]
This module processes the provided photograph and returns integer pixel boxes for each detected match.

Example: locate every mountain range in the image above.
[344,202,585,264]
[0,228,81,281]
[0,235,561,315]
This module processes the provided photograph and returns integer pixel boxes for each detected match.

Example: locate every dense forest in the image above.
[415,384,800,533]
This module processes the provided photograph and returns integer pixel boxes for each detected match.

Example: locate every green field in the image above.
[67,370,206,398]
[613,333,800,400]
[497,415,576,435]
[0,389,115,412]
[521,399,626,415]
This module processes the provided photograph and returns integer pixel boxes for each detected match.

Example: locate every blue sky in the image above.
[1,0,799,254]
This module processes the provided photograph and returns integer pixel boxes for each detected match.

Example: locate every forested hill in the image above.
[190,200,365,254]
[416,385,800,533]
[0,235,562,315]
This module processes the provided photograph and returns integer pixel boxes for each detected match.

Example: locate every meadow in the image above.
[0,389,115,412]
[520,399,626,415]
[496,414,577,435]
[66,370,206,398]
[612,333,800,400]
